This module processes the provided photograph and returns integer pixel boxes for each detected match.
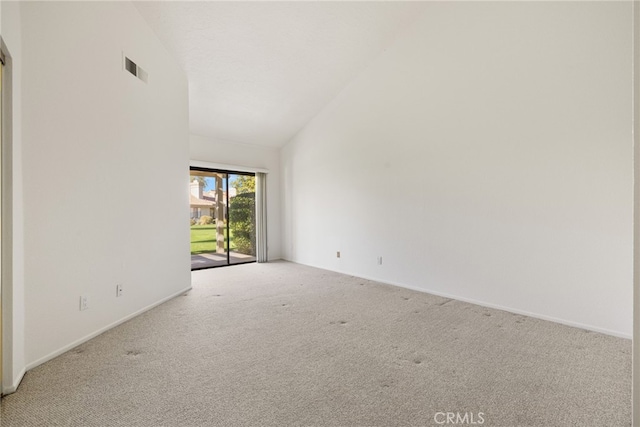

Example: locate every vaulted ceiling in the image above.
[133,1,425,147]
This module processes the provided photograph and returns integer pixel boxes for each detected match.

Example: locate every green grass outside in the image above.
[190,224,235,255]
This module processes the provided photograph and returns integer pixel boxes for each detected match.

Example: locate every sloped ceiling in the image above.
[133,1,425,147]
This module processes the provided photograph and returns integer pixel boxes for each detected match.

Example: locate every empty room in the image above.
[0,1,637,426]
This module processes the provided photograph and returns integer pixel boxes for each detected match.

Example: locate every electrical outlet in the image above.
[116,284,123,298]
[79,295,89,311]
[336,251,341,258]
[377,256,383,265]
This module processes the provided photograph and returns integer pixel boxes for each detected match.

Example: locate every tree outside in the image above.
[229,175,256,256]
[189,173,256,258]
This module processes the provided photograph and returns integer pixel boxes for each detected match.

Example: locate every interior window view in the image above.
[189,168,257,269]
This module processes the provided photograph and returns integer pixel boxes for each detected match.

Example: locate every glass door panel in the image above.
[190,170,228,269]
[228,174,256,265]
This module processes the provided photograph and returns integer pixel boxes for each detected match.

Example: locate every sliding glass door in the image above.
[190,168,256,270]
[227,173,256,265]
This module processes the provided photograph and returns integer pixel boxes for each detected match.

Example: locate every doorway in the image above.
[189,167,256,270]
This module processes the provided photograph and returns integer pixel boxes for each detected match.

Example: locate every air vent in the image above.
[123,55,148,83]
[125,57,137,76]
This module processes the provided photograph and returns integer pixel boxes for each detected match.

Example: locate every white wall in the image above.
[190,134,282,260]
[1,0,26,393]
[281,2,633,337]
[20,1,190,369]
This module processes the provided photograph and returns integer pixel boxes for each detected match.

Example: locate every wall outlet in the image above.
[116,284,123,298]
[79,295,89,311]
[377,256,383,265]
[336,251,341,258]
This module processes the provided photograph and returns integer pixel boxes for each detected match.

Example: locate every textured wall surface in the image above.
[282,2,633,337]
[20,1,190,368]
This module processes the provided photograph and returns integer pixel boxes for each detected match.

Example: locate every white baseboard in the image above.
[287,259,632,340]
[376,276,631,339]
[25,286,192,372]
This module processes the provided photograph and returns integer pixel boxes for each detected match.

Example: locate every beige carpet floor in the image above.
[0,261,631,426]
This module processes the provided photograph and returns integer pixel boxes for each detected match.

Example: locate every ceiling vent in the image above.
[123,55,148,83]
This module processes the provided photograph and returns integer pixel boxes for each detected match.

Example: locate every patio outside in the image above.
[190,171,256,269]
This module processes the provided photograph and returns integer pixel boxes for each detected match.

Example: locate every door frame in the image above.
[0,36,4,396]
[0,36,12,396]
